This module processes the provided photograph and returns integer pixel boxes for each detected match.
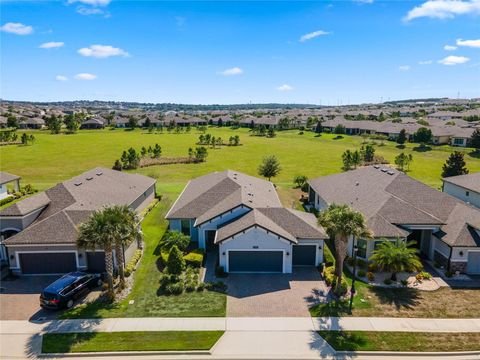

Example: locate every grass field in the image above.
[1,128,479,200]
[42,331,224,353]
[318,331,480,352]
[61,199,226,319]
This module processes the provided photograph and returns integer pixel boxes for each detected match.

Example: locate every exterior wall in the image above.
[433,136,450,145]
[123,239,138,264]
[443,182,480,208]
[309,189,328,211]
[0,207,46,233]
[0,184,9,200]
[297,238,324,265]
[7,244,82,274]
[130,184,156,213]
[168,219,198,242]
[218,227,292,273]
[450,137,468,147]
[197,206,251,249]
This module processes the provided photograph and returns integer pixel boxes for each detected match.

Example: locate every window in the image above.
[453,138,464,145]
[356,239,368,259]
[466,191,470,197]
[180,220,190,236]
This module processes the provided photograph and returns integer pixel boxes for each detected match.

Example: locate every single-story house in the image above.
[308,166,480,275]
[80,118,105,129]
[0,171,20,200]
[0,168,156,275]
[19,117,45,129]
[443,172,480,209]
[166,170,326,273]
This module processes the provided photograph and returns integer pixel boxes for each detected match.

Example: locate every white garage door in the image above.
[467,252,480,274]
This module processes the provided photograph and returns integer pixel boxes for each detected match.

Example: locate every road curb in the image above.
[38,350,211,357]
[336,350,480,357]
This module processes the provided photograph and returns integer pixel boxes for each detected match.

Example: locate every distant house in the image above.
[443,172,480,209]
[18,117,45,129]
[80,118,105,129]
[0,168,156,275]
[0,171,20,200]
[308,166,480,275]
[166,170,326,273]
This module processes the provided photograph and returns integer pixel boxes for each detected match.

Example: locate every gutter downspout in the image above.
[447,245,453,272]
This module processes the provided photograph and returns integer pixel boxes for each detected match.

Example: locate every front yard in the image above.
[42,331,224,353]
[62,196,226,319]
[318,331,480,352]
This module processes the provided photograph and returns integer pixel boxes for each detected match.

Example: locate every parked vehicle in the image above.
[40,272,103,309]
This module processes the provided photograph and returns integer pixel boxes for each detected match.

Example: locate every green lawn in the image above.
[61,198,226,319]
[318,331,480,352]
[42,331,224,353]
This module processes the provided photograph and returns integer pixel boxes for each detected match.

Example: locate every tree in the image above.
[167,245,185,275]
[470,128,480,153]
[342,150,353,171]
[397,129,407,145]
[152,143,162,158]
[369,240,422,281]
[293,175,308,190]
[45,115,62,134]
[194,146,208,162]
[162,231,190,252]
[127,116,138,129]
[394,152,413,172]
[77,206,140,298]
[144,117,151,129]
[334,124,346,134]
[258,155,281,181]
[442,151,469,178]
[267,127,276,138]
[21,133,28,145]
[7,115,18,128]
[360,144,375,162]
[113,159,122,171]
[413,127,432,145]
[64,114,80,134]
[318,204,372,295]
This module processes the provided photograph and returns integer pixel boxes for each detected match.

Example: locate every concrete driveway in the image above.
[0,275,61,321]
[226,267,328,317]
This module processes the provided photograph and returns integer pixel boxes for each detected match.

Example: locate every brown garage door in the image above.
[19,252,77,274]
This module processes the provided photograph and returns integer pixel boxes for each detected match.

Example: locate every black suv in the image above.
[40,272,103,309]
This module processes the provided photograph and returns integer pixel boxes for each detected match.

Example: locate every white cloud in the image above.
[56,75,68,81]
[418,60,433,65]
[78,44,130,58]
[438,55,470,65]
[277,84,293,91]
[0,22,33,35]
[76,6,105,15]
[74,73,97,80]
[299,30,330,42]
[399,65,411,71]
[456,38,480,48]
[39,41,64,49]
[404,0,480,21]
[68,0,111,6]
[444,44,457,51]
[220,67,243,76]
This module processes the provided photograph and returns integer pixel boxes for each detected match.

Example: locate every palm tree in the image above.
[77,206,141,299]
[318,204,372,294]
[369,239,422,281]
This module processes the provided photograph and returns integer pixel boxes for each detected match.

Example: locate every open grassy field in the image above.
[42,331,224,353]
[318,331,480,352]
[1,128,479,201]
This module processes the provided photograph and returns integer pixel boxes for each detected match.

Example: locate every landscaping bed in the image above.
[318,331,480,352]
[42,331,224,353]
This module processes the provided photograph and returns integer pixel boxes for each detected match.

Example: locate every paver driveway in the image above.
[226,267,328,317]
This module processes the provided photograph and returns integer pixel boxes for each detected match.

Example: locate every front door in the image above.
[205,230,216,250]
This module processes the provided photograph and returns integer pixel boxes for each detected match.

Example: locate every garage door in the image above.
[19,252,77,274]
[228,251,283,272]
[87,251,106,273]
[467,252,480,274]
[292,245,316,266]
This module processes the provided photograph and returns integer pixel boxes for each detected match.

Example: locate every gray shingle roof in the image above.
[2,168,156,245]
[166,170,281,223]
[443,172,480,193]
[215,207,326,244]
[0,171,20,185]
[309,166,480,247]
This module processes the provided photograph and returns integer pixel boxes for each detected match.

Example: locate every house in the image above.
[0,171,20,201]
[18,117,45,129]
[308,166,480,275]
[166,170,326,273]
[443,172,480,208]
[0,168,156,275]
[80,118,105,129]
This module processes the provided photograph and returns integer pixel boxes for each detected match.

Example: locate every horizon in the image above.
[1,0,480,104]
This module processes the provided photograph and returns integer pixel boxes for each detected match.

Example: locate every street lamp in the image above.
[349,243,359,314]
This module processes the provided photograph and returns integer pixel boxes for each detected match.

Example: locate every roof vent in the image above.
[96,171,103,176]
[86,176,93,181]
[74,181,82,186]
[381,168,388,172]
[387,170,395,175]
[373,165,380,169]
[355,181,359,186]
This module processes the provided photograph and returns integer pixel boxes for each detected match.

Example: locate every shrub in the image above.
[357,270,366,278]
[165,281,184,295]
[185,281,197,292]
[184,248,204,268]
[166,245,185,275]
[383,278,393,285]
[324,246,335,267]
[124,250,142,277]
[196,282,206,292]
[163,231,190,252]
[323,266,348,295]
[401,279,409,286]
[215,266,226,277]
[368,263,378,272]
[0,196,14,207]
[445,270,453,278]
[213,281,227,292]
[357,259,367,269]
[367,272,375,281]
[346,257,354,267]
[420,271,432,280]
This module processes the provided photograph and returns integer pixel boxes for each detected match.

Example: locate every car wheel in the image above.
[66,299,74,309]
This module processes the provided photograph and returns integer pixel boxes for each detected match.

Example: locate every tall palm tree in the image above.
[369,239,422,281]
[77,206,141,298]
[318,204,372,294]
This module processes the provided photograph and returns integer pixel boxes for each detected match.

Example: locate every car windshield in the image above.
[43,272,86,294]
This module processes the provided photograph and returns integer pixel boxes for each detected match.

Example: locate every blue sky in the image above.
[1,0,479,104]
